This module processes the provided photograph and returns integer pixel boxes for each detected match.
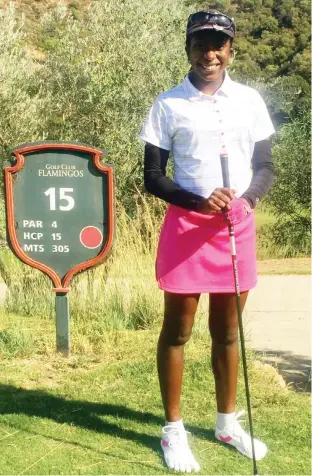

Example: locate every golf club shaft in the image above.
[220,153,258,476]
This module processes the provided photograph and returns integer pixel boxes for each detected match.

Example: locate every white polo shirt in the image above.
[140,72,275,198]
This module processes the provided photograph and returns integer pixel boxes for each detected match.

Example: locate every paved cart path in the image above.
[0,275,310,391]
[243,275,310,391]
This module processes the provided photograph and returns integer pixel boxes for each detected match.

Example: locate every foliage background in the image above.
[0,0,310,308]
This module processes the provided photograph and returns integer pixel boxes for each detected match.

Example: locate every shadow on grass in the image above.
[0,384,215,452]
[255,349,311,393]
[0,422,165,473]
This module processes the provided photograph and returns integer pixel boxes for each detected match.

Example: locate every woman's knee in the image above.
[161,292,199,346]
[209,292,248,345]
[161,327,193,346]
[211,326,238,346]
[161,311,195,346]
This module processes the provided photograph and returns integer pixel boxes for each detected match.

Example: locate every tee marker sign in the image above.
[4,141,115,354]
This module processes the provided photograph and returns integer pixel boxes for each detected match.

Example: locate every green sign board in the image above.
[5,141,114,291]
[4,141,115,354]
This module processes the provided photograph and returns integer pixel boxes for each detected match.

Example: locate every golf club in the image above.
[220,152,259,476]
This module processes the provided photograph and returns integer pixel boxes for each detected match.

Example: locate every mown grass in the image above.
[257,257,310,275]
[0,318,310,475]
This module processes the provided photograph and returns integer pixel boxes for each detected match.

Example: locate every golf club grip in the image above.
[220,154,230,188]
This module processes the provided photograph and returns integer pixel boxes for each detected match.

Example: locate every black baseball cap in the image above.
[186,10,235,39]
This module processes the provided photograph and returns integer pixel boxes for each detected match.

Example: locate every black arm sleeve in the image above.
[144,139,274,210]
[144,143,205,210]
[241,139,275,208]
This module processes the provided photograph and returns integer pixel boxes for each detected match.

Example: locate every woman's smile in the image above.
[198,62,220,72]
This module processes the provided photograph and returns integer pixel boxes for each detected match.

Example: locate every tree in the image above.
[261,113,311,257]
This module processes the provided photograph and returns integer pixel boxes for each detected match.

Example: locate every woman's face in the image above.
[187,31,232,84]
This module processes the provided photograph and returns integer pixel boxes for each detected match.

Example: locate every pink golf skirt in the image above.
[156,205,257,294]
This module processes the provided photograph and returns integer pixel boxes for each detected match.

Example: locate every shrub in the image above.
[261,114,311,257]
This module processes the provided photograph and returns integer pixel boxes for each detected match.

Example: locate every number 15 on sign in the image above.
[44,187,75,211]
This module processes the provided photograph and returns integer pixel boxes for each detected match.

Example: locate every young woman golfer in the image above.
[140,9,275,473]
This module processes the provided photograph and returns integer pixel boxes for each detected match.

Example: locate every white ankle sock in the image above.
[165,419,184,430]
[217,412,235,430]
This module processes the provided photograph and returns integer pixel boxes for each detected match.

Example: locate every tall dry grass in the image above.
[0,192,212,355]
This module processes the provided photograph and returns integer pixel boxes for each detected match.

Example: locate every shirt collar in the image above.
[183,71,233,101]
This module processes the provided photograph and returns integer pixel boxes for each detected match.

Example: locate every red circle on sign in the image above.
[80,226,103,249]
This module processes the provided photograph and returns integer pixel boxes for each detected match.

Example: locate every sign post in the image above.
[4,141,115,355]
[55,292,70,354]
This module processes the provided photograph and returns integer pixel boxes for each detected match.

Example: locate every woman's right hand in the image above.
[196,187,236,214]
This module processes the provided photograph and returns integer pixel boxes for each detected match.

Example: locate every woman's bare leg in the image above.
[209,291,268,461]
[208,291,249,413]
[157,292,200,421]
